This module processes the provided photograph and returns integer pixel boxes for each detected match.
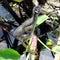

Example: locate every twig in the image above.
[47,1,60,8]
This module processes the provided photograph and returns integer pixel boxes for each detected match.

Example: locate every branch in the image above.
[47,1,60,7]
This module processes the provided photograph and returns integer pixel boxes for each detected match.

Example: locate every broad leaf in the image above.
[0,48,20,60]
[36,15,48,27]
[52,45,60,54]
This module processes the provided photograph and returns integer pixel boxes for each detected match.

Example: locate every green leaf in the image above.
[46,39,52,46]
[12,3,17,7]
[52,45,60,54]
[0,48,20,60]
[36,15,48,27]
[13,0,22,2]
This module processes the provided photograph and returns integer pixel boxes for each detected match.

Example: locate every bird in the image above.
[13,17,34,41]
[13,5,47,42]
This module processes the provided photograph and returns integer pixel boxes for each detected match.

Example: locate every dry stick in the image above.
[47,1,60,7]
[54,32,60,60]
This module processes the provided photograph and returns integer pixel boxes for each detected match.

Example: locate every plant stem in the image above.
[38,38,51,51]
[26,53,30,60]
